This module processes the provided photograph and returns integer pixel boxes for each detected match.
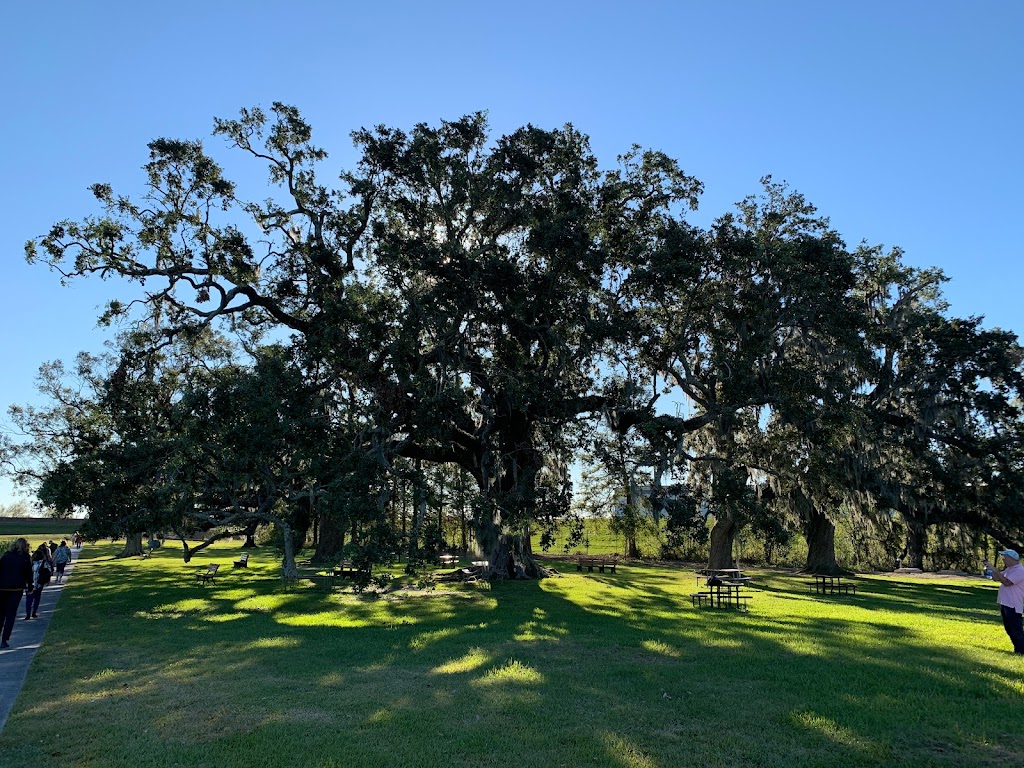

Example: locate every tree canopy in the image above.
[9,104,1024,576]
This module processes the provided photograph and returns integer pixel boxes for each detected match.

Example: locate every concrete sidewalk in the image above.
[0,544,81,733]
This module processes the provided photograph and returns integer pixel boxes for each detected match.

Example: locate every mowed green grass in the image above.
[2,539,1022,768]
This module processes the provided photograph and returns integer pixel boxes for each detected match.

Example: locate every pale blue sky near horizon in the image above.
[1,1,1022,506]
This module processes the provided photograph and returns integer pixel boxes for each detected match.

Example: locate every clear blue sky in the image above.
[2,1,1022,505]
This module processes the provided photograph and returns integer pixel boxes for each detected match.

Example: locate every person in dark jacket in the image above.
[24,547,50,620]
[1,538,33,648]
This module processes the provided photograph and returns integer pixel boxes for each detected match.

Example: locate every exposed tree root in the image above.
[433,566,489,583]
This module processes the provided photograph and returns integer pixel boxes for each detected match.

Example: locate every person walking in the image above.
[53,540,72,584]
[24,546,51,620]
[1,538,33,648]
[989,548,1024,654]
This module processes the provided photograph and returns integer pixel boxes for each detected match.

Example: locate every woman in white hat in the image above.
[991,548,1024,654]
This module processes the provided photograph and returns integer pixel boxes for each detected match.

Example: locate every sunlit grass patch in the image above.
[410,627,460,650]
[599,732,659,768]
[275,610,360,628]
[433,647,492,675]
[227,590,287,609]
[512,617,569,642]
[790,708,893,760]
[474,658,545,686]
[640,639,681,658]
[364,706,395,726]
[238,636,302,651]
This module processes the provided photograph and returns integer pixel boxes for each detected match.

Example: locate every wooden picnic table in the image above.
[809,574,857,595]
[333,560,370,578]
[696,568,750,586]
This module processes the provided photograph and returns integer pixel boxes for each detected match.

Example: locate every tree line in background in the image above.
[3,104,1022,578]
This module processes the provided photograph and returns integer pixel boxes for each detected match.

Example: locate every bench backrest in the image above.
[238,554,249,563]
[207,564,219,574]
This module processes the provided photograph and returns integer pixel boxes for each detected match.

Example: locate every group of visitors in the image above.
[0,537,74,649]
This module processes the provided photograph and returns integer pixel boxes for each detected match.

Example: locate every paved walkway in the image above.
[0,545,80,733]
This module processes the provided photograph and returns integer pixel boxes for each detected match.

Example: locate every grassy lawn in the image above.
[2,539,1022,767]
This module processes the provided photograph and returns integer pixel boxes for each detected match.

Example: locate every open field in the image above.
[1,538,1022,767]
[533,516,664,557]
[0,517,83,538]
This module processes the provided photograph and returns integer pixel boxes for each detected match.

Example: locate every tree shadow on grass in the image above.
[733,569,998,624]
[4,546,1024,768]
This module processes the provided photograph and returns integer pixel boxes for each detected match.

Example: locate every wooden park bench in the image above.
[233,553,249,568]
[575,555,618,574]
[196,564,219,585]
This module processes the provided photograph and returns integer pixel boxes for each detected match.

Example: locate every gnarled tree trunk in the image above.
[313,512,345,563]
[241,519,259,549]
[804,508,842,574]
[407,464,427,563]
[279,521,299,581]
[905,519,927,570]
[475,422,559,579]
[708,515,738,570]
[117,531,144,558]
[488,532,547,579]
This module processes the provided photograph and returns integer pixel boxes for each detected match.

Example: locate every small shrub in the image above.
[414,576,436,591]
[349,570,374,593]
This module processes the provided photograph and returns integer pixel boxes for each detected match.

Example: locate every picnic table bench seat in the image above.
[691,590,752,609]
